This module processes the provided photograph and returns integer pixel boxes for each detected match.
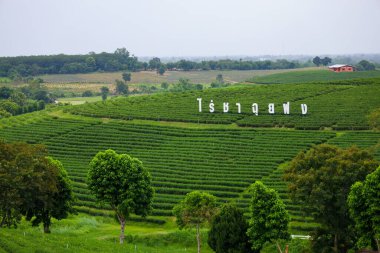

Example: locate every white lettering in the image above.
[252,103,259,116]
[268,103,275,114]
[223,102,229,113]
[197,98,202,112]
[236,103,241,113]
[283,102,290,115]
[209,100,215,113]
[196,98,308,115]
[301,104,308,115]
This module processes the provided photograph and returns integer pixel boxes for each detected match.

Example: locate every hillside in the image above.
[66,79,380,130]
[1,78,380,237]
[247,69,380,84]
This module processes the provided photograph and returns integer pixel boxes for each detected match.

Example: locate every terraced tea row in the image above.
[0,114,336,231]
[66,80,380,129]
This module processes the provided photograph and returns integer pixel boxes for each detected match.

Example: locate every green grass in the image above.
[0,213,214,253]
[0,213,313,253]
[0,77,11,83]
[247,69,380,84]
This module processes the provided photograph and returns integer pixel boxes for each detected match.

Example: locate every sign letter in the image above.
[252,103,259,116]
[283,102,290,115]
[301,104,308,115]
[268,103,275,114]
[197,98,202,112]
[236,103,241,113]
[223,102,229,113]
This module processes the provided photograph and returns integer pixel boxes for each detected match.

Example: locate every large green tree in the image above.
[87,149,154,244]
[173,191,217,253]
[284,144,379,253]
[24,157,76,233]
[208,203,253,253]
[0,141,74,232]
[247,181,290,253]
[348,166,380,251]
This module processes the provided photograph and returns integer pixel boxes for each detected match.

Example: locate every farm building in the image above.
[328,64,355,72]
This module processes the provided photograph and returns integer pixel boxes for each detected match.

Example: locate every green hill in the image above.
[67,79,380,130]
[1,78,380,237]
[247,69,380,84]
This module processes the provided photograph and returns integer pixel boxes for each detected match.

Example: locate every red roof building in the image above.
[328,64,355,72]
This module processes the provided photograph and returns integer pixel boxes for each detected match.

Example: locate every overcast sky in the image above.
[0,0,379,57]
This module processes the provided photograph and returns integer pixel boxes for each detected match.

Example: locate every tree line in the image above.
[0,79,50,118]
[0,48,304,79]
[312,56,377,70]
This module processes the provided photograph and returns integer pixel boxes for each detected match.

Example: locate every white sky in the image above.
[0,0,379,57]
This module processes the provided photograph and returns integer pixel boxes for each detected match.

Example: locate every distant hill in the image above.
[247,69,380,84]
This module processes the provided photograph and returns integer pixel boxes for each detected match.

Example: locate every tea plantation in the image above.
[0,78,380,243]
[66,79,380,130]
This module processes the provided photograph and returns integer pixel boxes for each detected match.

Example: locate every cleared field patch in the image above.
[39,68,317,84]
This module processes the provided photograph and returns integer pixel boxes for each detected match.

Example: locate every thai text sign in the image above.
[197,98,308,115]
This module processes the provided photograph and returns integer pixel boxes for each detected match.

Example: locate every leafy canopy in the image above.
[173,191,217,229]
[284,144,379,252]
[247,181,290,252]
[88,149,154,218]
[208,203,253,253]
[348,166,380,250]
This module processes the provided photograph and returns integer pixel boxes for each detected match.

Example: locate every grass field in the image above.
[57,96,104,105]
[247,69,380,84]
[0,213,214,253]
[0,77,10,83]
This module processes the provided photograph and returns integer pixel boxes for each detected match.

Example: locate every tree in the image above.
[82,90,93,97]
[87,149,154,244]
[208,203,253,253]
[24,157,76,233]
[313,56,321,67]
[284,144,379,253]
[0,100,19,115]
[100,86,109,101]
[216,74,224,84]
[173,191,217,253]
[321,57,332,66]
[356,60,376,71]
[247,181,290,253]
[161,82,169,90]
[122,72,131,82]
[348,166,380,251]
[0,141,74,230]
[10,92,27,106]
[149,57,161,70]
[0,86,13,99]
[157,65,166,75]
[115,79,128,95]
